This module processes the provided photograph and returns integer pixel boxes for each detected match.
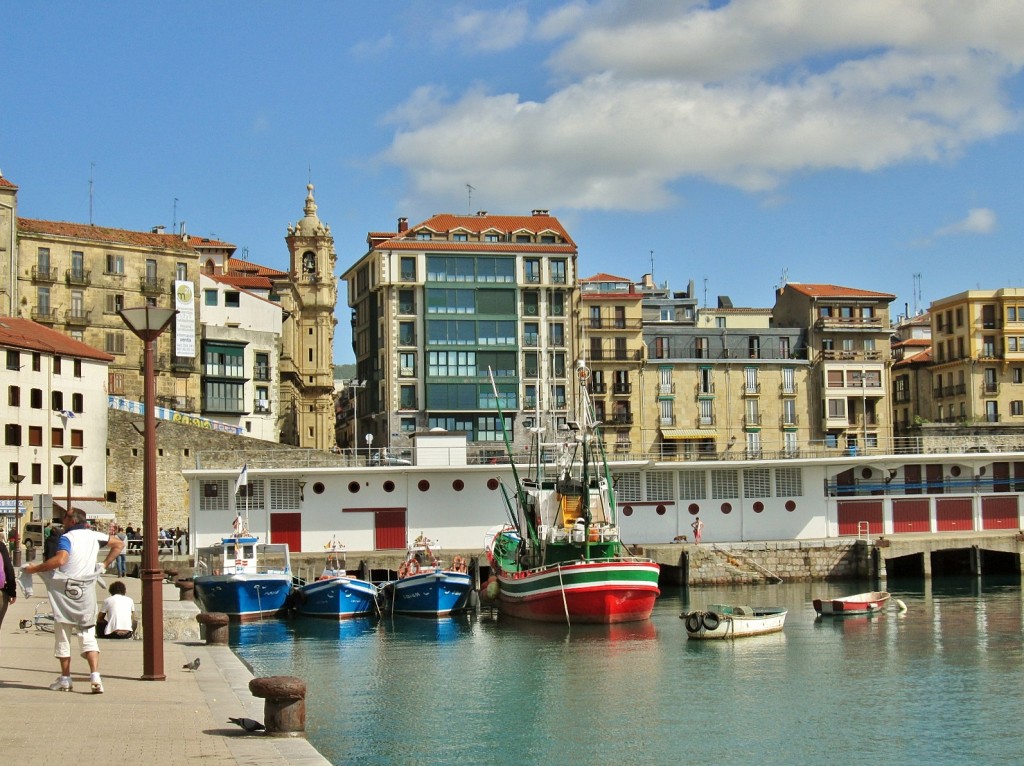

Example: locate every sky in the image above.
[5,1,1024,363]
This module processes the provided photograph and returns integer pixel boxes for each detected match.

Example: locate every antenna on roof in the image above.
[913,273,922,315]
[88,162,95,225]
[466,184,476,214]
[650,250,654,284]
[172,198,179,233]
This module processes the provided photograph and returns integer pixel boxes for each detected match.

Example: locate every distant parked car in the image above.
[370,451,412,466]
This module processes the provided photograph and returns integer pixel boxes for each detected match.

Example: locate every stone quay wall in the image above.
[642,540,872,586]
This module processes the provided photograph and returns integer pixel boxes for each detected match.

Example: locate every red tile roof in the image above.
[188,235,237,251]
[0,317,114,362]
[0,175,17,189]
[782,283,896,300]
[372,212,577,252]
[227,256,287,278]
[581,273,632,282]
[18,218,198,253]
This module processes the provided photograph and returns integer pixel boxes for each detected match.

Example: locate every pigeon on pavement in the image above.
[182,657,200,670]
[228,717,266,732]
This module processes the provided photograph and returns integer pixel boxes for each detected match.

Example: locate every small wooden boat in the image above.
[813,591,890,616]
[681,604,787,639]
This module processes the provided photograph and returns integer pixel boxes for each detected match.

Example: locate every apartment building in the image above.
[341,210,577,456]
[0,317,113,530]
[927,289,1024,427]
[891,312,933,434]
[773,282,896,450]
[642,284,811,458]
[579,273,646,455]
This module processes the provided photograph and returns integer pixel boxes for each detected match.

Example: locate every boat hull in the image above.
[683,606,787,639]
[294,576,378,619]
[389,569,473,617]
[813,591,891,616]
[496,561,661,624]
[193,574,292,621]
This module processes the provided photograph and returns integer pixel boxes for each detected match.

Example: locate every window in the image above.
[550,260,566,284]
[70,250,85,280]
[4,424,22,446]
[400,257,416,281]
[204,344,244,377]
[782,399,797,425]
[399,385,417,409]
[37,247,51,272]
[416,231,431,241]
[255,387,270,413]
[524,384,537,409]
[176,262,188,281]
[399,322,415,345]
[32,352,40,372]
[550,291,565,317]
[549,323,565,347]
[524,259,541,283]
[30,389,43,409]
[204,289,218,306]
[254,353,270,381]
[106,253,125,274]
[53,357,62,375]
[71,429,84,448]
[399,352,415,376]
[484,233,500,243]
[51,427,63,448]
[524,352,538,377]
[827,399,846,418]
[401,417,416,433]
[1012,401,1024,416]
[398,289,415,314]
[8,385,19,406]
[28,425,42,447]
[695,337,708,359]
[105,333,125,354]
[72,393,84,413]
[52,391,64,411]
[524,322,539,346]
[204,381,244,413]
[73,359,82,378]
[6,350,19,370]
[523,291,539,316]
[225,291,240,308]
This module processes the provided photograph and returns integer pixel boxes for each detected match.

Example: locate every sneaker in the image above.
[90,674,104,694]
[49,676,73,692]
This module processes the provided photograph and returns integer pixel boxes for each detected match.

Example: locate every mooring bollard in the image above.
[249,675,307,736]
[175,579,195,602]
[196,612,230,645]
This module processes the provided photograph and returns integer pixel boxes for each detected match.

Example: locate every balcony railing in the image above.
[696,383,716,396]
[612,383,632,395]
[66,268,91,286]
[253,366,271,381]
[65,309,91,326]
[742,383,761,396]
[31,266,60,282]
[140,276,166,294]
[814,316,884,331]
[31,306,58,323]
[591,382,607,394]
[611,413,633,425]
[171,356,196,372]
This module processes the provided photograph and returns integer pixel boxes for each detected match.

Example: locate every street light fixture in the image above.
[59,455,77,530]
[349,380,366,464]
[119,305,177,682]
[11,472,25,566]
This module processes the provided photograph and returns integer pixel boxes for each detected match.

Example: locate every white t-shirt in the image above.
[100,593,135,634]
[57,527,111,578]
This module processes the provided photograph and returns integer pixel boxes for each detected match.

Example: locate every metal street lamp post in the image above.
[11,472,25,566]
[349,380,366,465]
[119,305,177,682]
[59,454,77,519]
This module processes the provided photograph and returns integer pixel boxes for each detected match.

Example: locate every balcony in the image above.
[611,413,634,425]
[157,395,196,412]
[31,306,58,323]
[820,349,884,362]
[140,276,166,295]
[253,366,271,381]
[65,309,91,326]
[658,383,675,395]
[982,382,999,397]
[591,382,607,394]
[696,383,716,397]
[780,414,800,427]
[660,415,676,426]
[814,316,884,331]
[612,383,632,395]
[171,356,196,372]
[696,415,715,427]
[742,383,761,397]
[66,268,91,286]
[780,383,798,396]
[253,402,271,414]
[745,413,762,427]
[32,266,60,282]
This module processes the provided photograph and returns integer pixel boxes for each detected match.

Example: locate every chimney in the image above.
[397,217,408,233]
[151,225,166,234]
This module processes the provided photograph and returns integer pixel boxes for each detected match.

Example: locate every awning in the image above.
[52,499,114,519]
[661,429,717,440]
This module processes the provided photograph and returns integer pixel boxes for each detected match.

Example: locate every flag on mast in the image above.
[234,464,248,495]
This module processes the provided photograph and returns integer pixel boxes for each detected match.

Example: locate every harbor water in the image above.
[230,576,1024,765]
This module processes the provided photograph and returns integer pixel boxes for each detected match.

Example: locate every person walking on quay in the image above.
[691,516,704,544]
[113,525,127,578]
[0,532,16,635]
[22,508,125,694]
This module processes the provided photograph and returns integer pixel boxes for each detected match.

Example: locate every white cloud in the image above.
[442,4,531,53]
[935,207,997,236]
[380,0,1024,213]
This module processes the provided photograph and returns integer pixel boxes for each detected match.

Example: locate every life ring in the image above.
[398,562,408,578]
[702,611,721,631]
[683,611,703,633]
[452,556,467,573]
[406,559,420,576]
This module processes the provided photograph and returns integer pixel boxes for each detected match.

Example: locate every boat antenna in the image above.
[488,368,528,532]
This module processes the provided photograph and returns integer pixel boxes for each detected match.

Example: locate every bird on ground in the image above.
[228,717,265,732]
[182,657,200,670]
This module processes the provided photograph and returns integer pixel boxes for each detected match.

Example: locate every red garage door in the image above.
[270,512,301,552]
[837,500,883,536]
[375,509,407,550]
[935,497,973,532]
[981,496,1019,530]
[892,498,930,533]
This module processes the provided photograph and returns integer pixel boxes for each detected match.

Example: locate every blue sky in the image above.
[5,1,1024,363]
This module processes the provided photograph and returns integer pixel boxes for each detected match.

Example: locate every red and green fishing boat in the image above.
[484,361,660,624]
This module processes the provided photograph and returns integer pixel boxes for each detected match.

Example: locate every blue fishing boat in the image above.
[193,534,292,621]
[383,536,473,617]
[294,571,379,619]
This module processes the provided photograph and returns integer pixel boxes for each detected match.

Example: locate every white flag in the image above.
[235,464,248,495]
